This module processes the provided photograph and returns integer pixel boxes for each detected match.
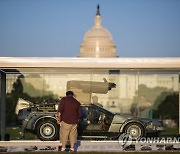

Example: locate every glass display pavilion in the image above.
[0,5,180,141]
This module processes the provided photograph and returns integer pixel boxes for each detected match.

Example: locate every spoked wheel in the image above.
[36,119,59,141]
[124,123,144,140]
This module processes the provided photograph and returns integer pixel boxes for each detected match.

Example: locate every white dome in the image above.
[78,6,118,58]
[84,27,114,44]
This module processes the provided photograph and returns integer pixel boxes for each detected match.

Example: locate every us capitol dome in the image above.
[78,5,118,57]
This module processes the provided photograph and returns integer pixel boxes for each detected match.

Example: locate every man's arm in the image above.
[56,112,61,124]
[57,98,64,124]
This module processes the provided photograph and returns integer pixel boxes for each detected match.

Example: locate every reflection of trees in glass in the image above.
[21,74,52,97]
[130,84,179,127]
[154,92,179,126]
[131,84,173,117]
[6,75,24,125]
[6,74,58,125]
[137,85,172,109]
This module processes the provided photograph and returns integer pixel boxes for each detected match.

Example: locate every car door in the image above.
[78,105,113,137]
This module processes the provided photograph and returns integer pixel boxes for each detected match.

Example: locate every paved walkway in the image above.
[0,140,180,152]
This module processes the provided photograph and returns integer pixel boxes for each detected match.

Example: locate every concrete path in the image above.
[0,140,180,152]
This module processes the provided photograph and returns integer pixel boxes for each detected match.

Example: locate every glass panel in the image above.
[92,69,138,115]
[3,68,180,140]
[138,70,179,135]
[5,68,91,140]
[119,70,138,115]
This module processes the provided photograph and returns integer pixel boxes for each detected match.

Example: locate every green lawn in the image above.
[160,128,179,136]
[6,127,37,140]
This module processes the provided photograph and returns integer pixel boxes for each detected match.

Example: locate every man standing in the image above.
[57,91,81,152]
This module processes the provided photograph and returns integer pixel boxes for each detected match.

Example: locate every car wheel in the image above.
[36,119,59,141]
[124,122,144,140]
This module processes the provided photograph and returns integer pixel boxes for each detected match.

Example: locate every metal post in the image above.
[0,71,6,140]
[179,74,180,134]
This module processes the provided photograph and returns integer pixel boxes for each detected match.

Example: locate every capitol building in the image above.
[78,5,118,58]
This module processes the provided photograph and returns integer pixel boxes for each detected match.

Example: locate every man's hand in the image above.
[56,118,62,126]
[56,112,61,125]
[56,117,60,124]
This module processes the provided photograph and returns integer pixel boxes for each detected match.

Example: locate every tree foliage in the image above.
[155,92,179,125]
[131,84,179,126]
[6,74,58,125]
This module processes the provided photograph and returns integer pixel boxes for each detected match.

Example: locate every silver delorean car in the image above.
[17,102,164,141]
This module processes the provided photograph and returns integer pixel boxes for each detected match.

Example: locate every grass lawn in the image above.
[6,126,37,140]
[160,128,179,136]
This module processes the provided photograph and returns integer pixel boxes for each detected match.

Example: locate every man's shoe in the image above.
[61,148,66,152]
[69,148,74,152]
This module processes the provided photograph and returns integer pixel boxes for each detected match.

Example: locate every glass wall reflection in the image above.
[3,68,179,140]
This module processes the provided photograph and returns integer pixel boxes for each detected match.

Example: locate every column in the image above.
[0,70,6,140]
[179,74,180,134]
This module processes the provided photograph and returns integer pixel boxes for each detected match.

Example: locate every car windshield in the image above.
[91,104,115,116]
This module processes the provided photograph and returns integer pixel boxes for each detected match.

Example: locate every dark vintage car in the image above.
[17,102,164,141]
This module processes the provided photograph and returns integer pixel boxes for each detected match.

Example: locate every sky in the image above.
[0,0,180,57]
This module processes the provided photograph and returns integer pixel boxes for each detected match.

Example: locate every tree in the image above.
[6,74,58,125]
[155,92,179,126]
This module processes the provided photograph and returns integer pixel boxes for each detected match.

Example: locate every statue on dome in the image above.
[96,4,100,15]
